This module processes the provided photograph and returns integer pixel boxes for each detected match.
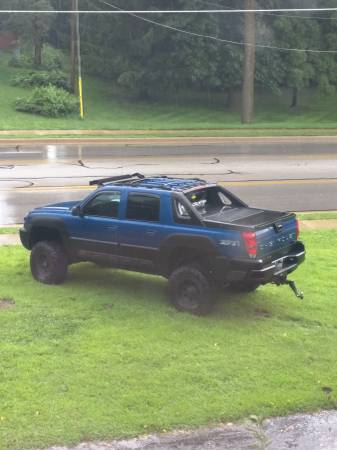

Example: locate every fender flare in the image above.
[27,217,69,249]
[158,233,220,275]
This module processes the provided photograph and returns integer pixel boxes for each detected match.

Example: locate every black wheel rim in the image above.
[177,281,200,311]
[37,253,50,275]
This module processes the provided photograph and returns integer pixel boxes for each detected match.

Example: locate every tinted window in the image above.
[126,193,160,222]
[83,191,121,218]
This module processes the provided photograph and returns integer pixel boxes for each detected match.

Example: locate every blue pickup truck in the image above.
[20,174,305,315]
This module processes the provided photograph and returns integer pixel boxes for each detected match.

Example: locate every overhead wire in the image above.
[201,0,337,20]
[2,7,337,14]
[98,0,337,54]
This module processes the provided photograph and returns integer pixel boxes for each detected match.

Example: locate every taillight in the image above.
[242,231,257,258]
[296,219,300,240]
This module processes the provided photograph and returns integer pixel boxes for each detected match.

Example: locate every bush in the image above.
[8,53,32,69]
[15,85,78,117]
[8,46,65,70]
[12,71,70,90]
[41,45,65,70]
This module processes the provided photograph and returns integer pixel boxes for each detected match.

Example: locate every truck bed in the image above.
[204,207,293,230]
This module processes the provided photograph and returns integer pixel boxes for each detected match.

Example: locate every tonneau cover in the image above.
[204,207,292,230]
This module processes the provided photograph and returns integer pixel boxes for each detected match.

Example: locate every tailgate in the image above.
[256,215,297,261]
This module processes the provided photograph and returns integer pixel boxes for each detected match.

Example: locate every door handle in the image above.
[146,230,157,236]
[108,225,118,231]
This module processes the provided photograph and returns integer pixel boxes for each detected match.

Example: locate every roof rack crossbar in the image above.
[89,173,145,186]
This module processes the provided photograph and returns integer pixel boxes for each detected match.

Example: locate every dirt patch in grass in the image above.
[254,308,272,318]
[0,297,15,309]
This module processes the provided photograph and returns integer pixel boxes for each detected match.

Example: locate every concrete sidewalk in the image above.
[0,234,20,245]
[1,134,337,146]
[45,410,337,450]
[1,128,337,136]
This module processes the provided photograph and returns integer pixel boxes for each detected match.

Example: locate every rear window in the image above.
[126,193,160,222]
[185,186,233,215]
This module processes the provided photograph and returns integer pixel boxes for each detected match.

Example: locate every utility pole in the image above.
[70,0,77,93]
[241,0,256,124]
[71,0,84,119]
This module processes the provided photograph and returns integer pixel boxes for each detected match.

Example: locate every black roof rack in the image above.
[89,173,145,186]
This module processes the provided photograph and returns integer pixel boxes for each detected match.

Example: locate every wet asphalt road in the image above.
[47,410,337,450]
[1,140,337,224]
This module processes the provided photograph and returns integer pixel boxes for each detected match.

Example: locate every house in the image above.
[0,32,17,50]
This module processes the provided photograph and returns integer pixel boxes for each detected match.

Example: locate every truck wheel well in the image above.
[168,247,210,274]
[29,227,62,248]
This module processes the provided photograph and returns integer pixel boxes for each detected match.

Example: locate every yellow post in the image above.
[78,76,84,119]
[75,0,84,119]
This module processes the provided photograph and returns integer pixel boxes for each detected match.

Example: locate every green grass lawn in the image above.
[0,230,337,450]
[0,227,19,235]
[297,212,337,221]
[1,55,337,133]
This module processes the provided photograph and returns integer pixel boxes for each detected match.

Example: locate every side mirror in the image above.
[71,205,83,216]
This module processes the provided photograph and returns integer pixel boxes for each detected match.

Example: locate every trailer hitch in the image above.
[274,278,304,300]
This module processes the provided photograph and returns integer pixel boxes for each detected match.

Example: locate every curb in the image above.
[2,135,337,146]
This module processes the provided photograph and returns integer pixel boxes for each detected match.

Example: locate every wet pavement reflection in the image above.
[1,142,337,225]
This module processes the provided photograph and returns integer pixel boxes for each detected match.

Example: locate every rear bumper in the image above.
[214,241,305,284]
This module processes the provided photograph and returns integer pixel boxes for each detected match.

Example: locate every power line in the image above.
[201,0,337,20]
[99,0,337,54]
[2,8,337,14]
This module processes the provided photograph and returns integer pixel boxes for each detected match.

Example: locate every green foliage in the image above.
[8,46,65,71]
[8,53,32,69]
[3,57,337,132]
[0,227,19,235]
[12,70,69,90]
[15,85,78,117]
[79,0,245,99]
[4,0,337,114]
[3,0,55,67]
[40,44,65,70]
[0,231,337,449]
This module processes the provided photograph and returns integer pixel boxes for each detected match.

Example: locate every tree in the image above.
[4,0,54,67]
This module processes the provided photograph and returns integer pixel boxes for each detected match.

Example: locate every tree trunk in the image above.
[291,87,298,108]
[241,0,256,124]
[33,18,43,67]
[34,38,43,67]
[70,0,78,93]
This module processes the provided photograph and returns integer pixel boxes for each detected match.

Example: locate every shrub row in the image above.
[12,71,70,91]
[15,85,79,118]
[10,46,79,118]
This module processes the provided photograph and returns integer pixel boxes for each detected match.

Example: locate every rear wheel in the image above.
[30,240,68,284]
[168,264,214,315]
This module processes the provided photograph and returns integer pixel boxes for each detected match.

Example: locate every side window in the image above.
[126,193,160,222]
[83,191,121,218]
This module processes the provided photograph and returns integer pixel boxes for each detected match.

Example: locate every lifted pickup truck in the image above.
[20,174,305,315]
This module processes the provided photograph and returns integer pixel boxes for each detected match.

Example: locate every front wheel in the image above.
[30,240,68,285]
[168,265,214,315]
